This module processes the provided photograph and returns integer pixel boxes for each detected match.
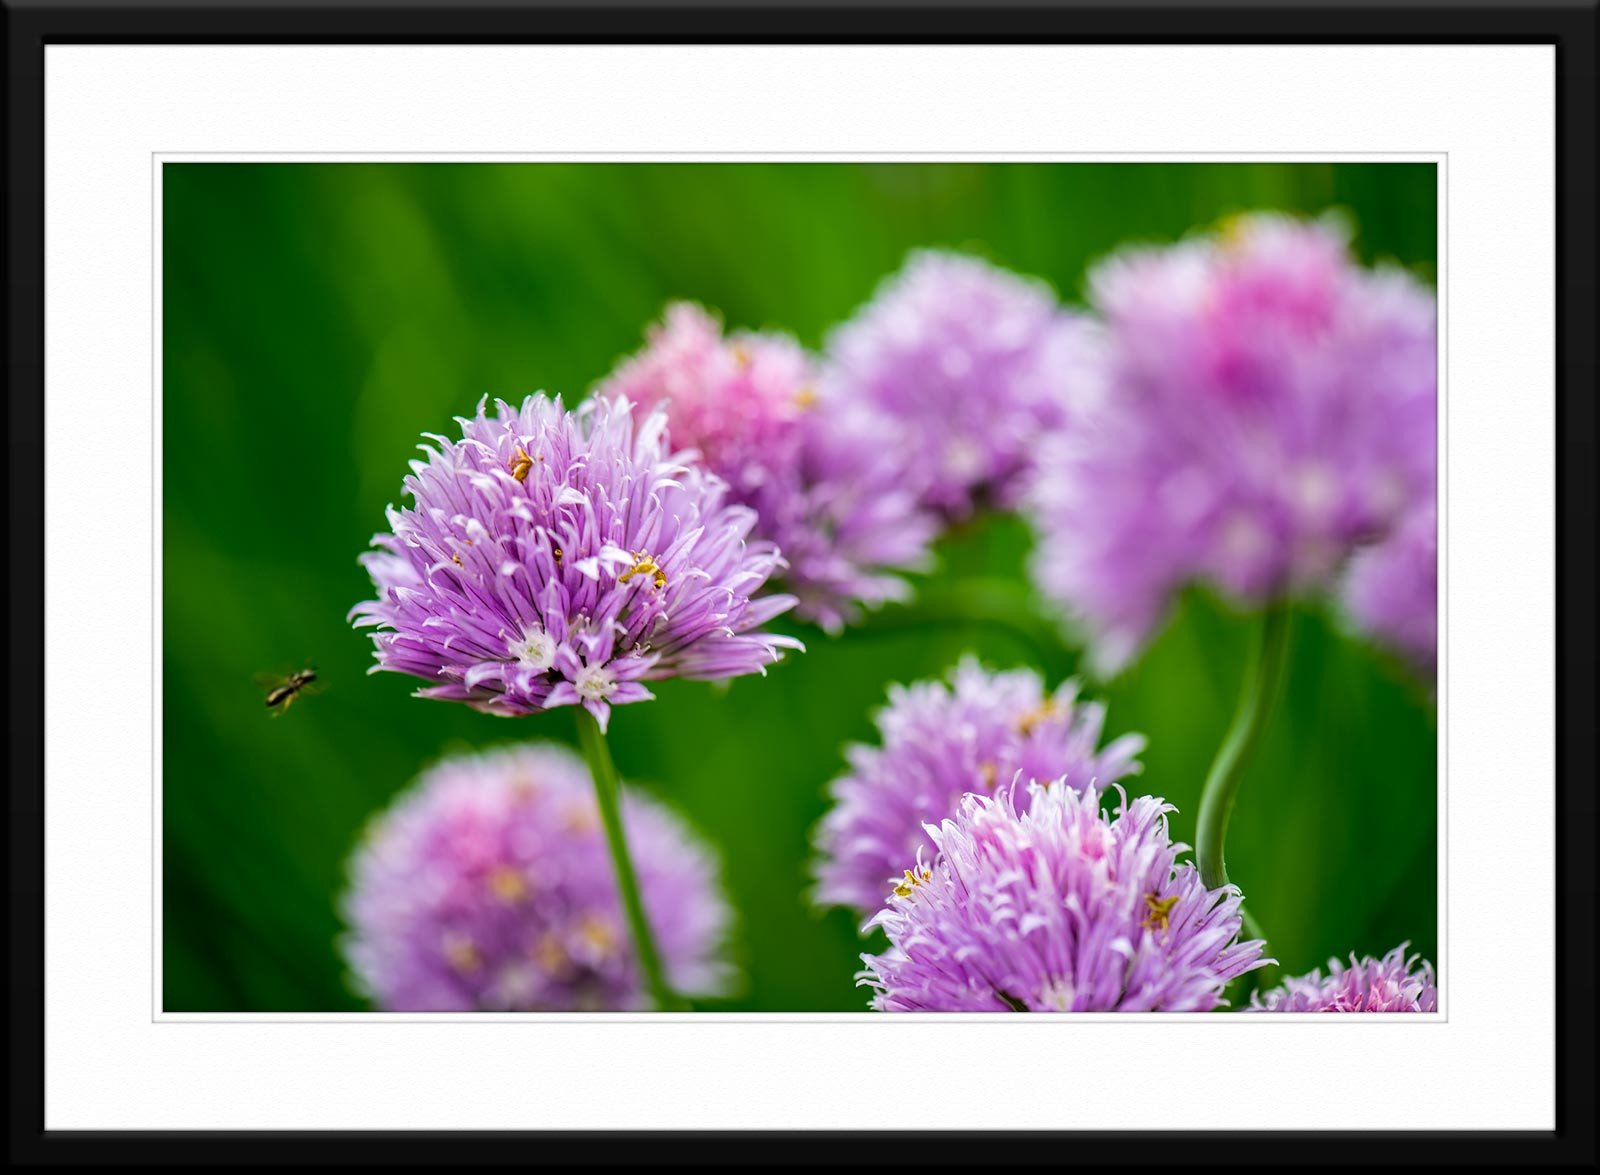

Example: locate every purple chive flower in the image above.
[350,393,802,731]
[823,249,1094,518]
[341,743,734,1011]
[859,782,1269,1011]
[813,657,1145,917]
[1341,501,1437,677]
[1028,213,1437,672]
[598,303,937,633]
[1249,942,1437,1012]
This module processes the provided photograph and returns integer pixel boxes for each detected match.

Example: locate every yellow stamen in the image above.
[552,545,563,564]
[978,761,998,789]
[1218,212,1254,250]
[793,384,818,409]
[1142,893,1180,933]
[1015,702,1059,736]
[450,552,463,567]
[730,343,752,371]
[488,866,527,903]
[563,804,598,835]
[579,916,616,957]
[509,446,535,482]
[444,936,481,974]
[533,933,568,974]
[618,551,667,590]
[892,867,934,898]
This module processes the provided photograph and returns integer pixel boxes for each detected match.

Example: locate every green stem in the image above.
[574,708,683,1012]
[1195,605,1293,918]
[1241,907,1270,947]
[861,578,1077,681]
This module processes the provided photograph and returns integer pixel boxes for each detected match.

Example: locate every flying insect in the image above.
[261,666,319,715]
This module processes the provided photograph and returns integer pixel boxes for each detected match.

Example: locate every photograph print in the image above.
[161,161,1439,1015]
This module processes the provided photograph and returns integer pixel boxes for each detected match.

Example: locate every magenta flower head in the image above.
[813,657,1145,916]
[340,743,734,1011]
[859,783,1269,1011]
[598,303,808,489]
[1249,942,1437,1012]
[823,249,1093,518]
[598,303,937,633]
[350,392,802,731]
[1029,213,1437,672]
[1341,501,1437,677]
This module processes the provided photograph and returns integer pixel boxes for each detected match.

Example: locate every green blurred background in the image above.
[162,162,1437,1011]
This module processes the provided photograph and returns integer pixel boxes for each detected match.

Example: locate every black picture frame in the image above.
[7,2,1595,1165]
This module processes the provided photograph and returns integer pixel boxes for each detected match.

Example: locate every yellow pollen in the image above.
[444,936,481,974]
[730,343,752,370]
[978,761,998,789]
[1217,212,1254,251]
[579,916,617,957]
[552,545,563,564]
[892,867,934,898]
[488,866,527,903]
[563,804,598,835]
[793,384,818,409]
[1142,893,1180,933]
[1015,702,1059,736]
[618,551,667,590]
[533,933,568,974]
[509,446,534,482]
[450,552,463,567]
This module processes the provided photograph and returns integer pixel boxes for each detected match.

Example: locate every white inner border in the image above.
[46,45,1553,1131]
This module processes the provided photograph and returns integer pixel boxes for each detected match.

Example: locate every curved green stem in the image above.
[861,578,1077,680]
[1196,605,1293,912]
[1241,907,1270,947]
[574,709,683,1012]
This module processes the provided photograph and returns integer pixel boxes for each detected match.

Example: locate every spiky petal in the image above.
[859,783,1269,1011]
[813,657,1144,916]
[340,743,734,1011]
[350,392,802,730]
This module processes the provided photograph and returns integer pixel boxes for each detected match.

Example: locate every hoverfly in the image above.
[261,666,320,715]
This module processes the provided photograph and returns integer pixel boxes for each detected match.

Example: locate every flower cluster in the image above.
[340,211,1439,1019]
[1028,214,1437,671]
[340,743,733,1011]
[597,303,937,633]
[859,783,1270,1011]
[824,249,1096,518]
[1341,501,1437,676]
[812,658,1145,916]
[1249,942,1437,1012]
[350,393,802,731]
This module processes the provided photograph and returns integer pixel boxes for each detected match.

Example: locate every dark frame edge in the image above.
[6,1,1596,1167]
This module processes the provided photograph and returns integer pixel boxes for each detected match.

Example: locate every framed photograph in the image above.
[11,1,1594,1163]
